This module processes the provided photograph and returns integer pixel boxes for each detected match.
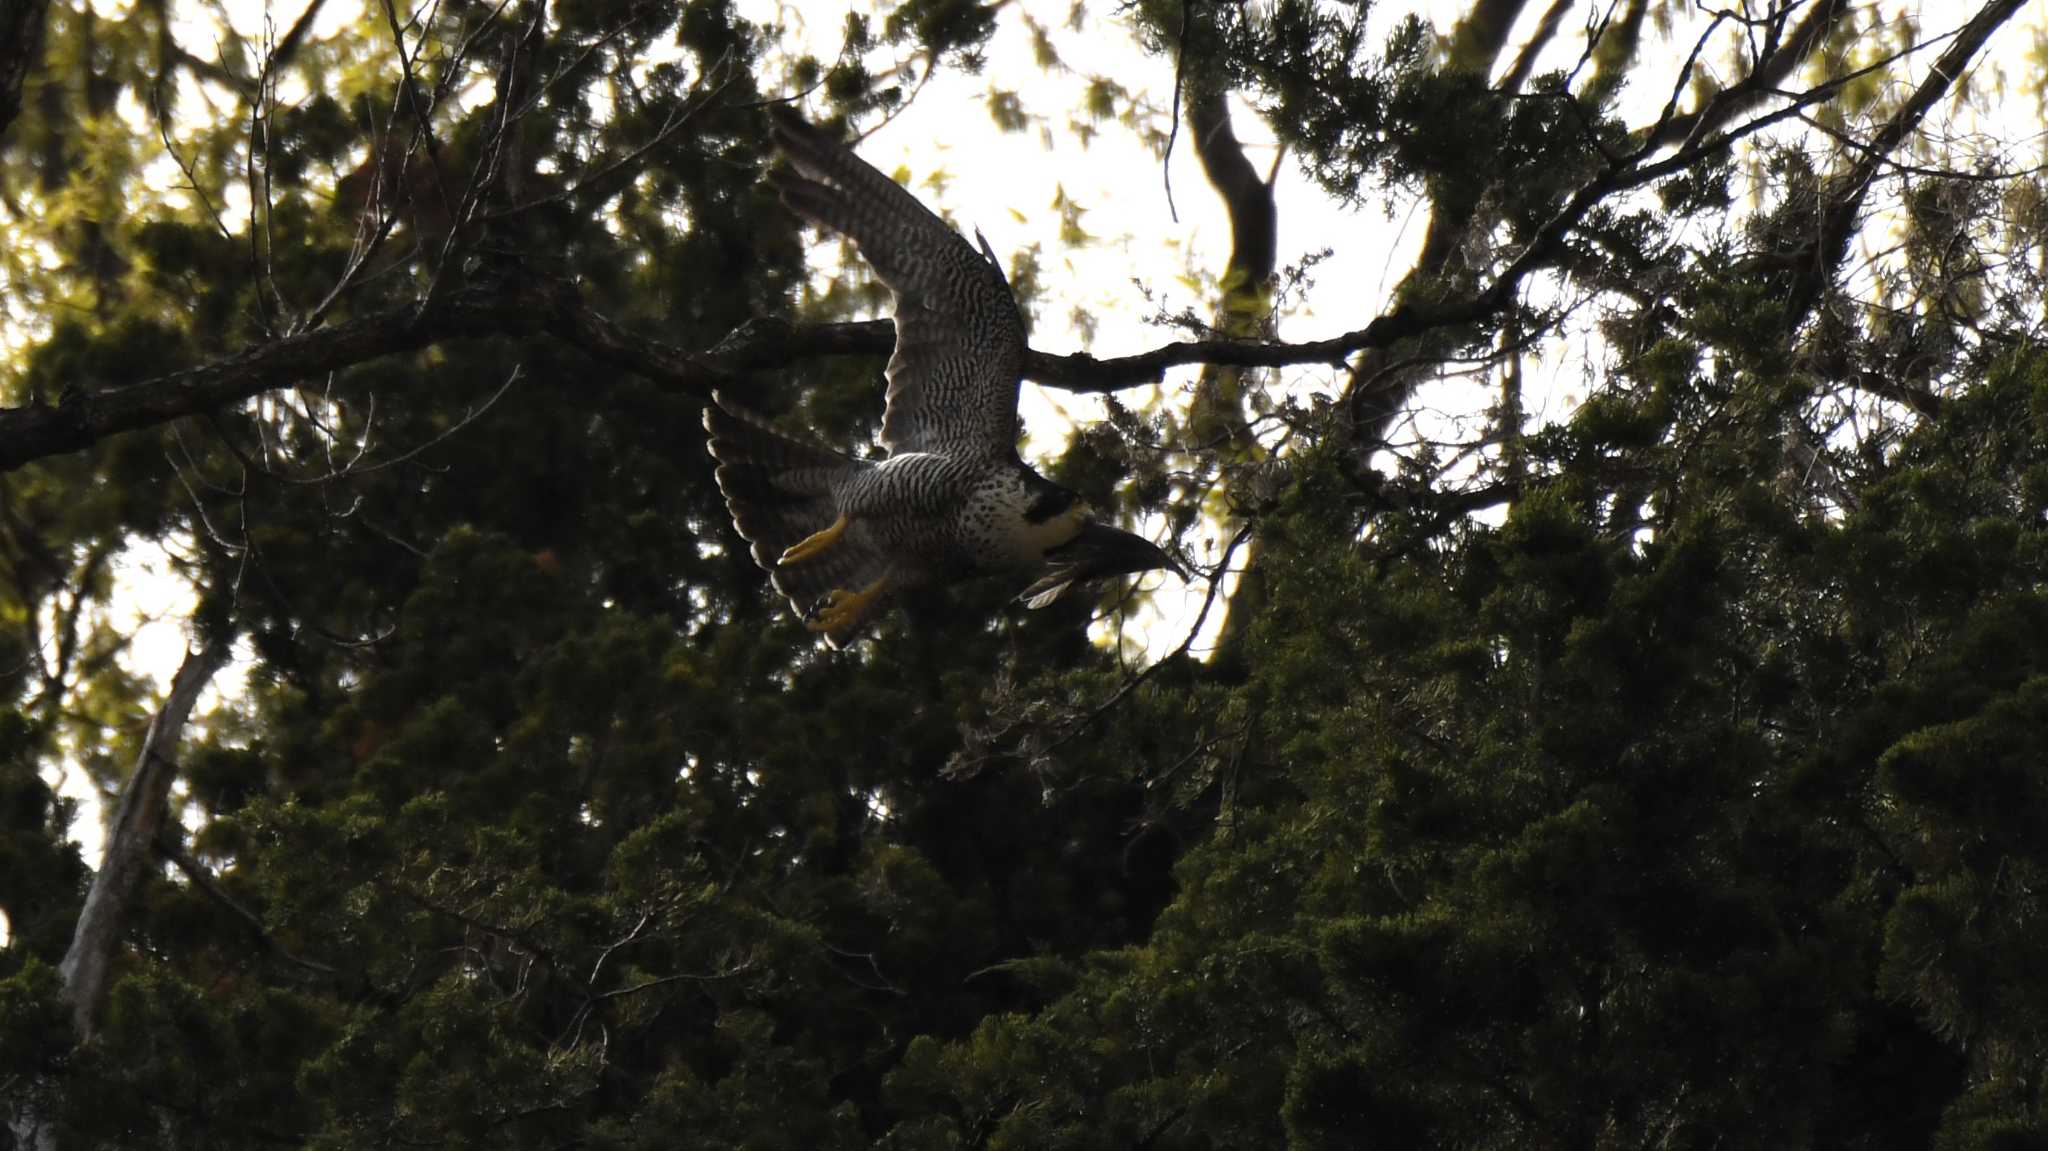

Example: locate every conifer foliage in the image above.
[3,0,2047,1146]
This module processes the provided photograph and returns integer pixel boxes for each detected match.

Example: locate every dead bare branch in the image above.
[1780,0,2030,326]
[157,838,337,976]
[57,638,233,1040]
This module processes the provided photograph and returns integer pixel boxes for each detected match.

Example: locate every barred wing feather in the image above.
[767,107,1026,461]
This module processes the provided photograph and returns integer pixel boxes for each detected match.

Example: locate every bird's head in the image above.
[1018,520,1187,609]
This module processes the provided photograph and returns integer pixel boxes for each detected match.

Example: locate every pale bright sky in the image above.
[9,0,2047,949]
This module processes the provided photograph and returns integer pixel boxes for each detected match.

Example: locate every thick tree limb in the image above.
[1444,0,1531,74]
[0,0,48,142]
[1341,0,2002,454]
[1760,0,2025,447]
[0,2,1973,487]
[1181,84,1280,670]
[1339,0,1538,452]
[57,638,231,1040]
[1186,87,1276,306]
[1,0,2007,488]
[0,96,1911,481]
[1638,0,1853,155]
[1499,0,1573,96]
[0,296,508,473]
[0,275,1467,473]
[1780,0,2028,327]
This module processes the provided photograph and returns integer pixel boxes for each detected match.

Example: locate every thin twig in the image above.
[157,838,337,975]
[1160,0,1192,223]
[1041,520,1254,756]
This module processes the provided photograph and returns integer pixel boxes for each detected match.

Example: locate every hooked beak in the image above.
[1019,522,1185,609]
[1058,521,1185,580]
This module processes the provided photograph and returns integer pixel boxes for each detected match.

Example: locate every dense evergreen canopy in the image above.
[3,0,2048,1146]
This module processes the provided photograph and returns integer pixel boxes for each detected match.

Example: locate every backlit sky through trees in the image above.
[7,0,2048,882]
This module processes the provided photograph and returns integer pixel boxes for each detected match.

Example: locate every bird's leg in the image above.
[806,577,891,634]
[780,513,849,566]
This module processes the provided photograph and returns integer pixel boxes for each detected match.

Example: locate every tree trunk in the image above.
[0,0,48,142]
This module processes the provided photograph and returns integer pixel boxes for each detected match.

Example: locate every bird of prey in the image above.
[704,108,1183,647]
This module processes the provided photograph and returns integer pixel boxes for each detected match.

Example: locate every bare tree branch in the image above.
[0,277,1468,474]
[1177,83,1281,668]
[1444,0,1532,74]
[57,637,233,1040]
[1341,0,2009,457]
[0,295,507,473]
[1638,0,1854,155]
[1499,0,1573,96]
[0,1,2021,483]
[1186,87,1277,312]
[1780,0,2029,326]
[156,838,337,976]
[1337,0,1547,455]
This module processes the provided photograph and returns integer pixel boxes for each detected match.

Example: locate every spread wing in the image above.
[768,107,1026,460]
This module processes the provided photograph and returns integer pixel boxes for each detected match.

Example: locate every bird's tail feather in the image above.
[703,393,854,557]
[703,394,848,487]
[703,394,886,646]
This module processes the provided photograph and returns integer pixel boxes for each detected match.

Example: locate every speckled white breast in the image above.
[959,471,1086,568]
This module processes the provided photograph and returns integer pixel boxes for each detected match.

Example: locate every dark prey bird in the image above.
[704,108,1183,647]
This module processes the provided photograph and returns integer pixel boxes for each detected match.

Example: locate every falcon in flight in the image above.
[705,108,1183,647]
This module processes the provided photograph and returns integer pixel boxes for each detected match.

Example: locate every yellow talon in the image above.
[806,578,891,634]
[780,514,849,566]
